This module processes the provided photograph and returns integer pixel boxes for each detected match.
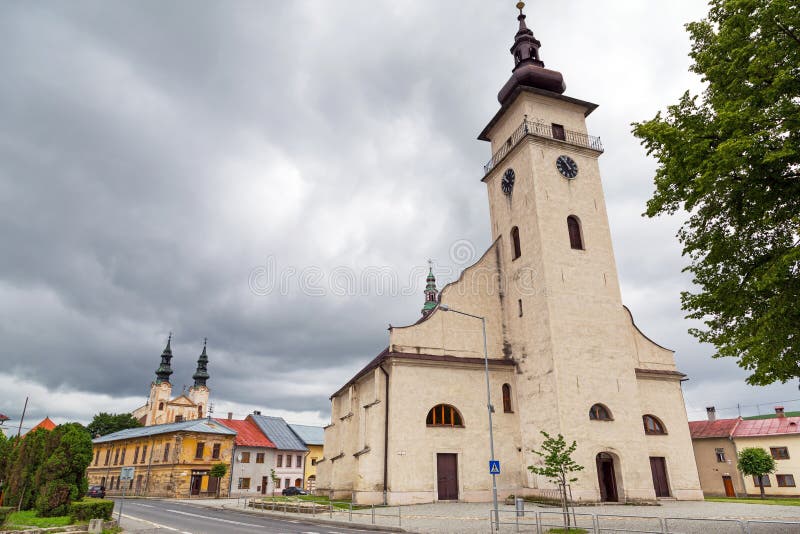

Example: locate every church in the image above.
[131,335,211,426]
[316,4,703,505]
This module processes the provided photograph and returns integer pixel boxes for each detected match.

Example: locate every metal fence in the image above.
[493,509,800,533]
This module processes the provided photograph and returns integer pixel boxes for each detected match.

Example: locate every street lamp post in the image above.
[438,304,499,530]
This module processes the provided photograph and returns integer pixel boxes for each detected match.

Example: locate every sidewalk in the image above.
[177,497,800,533]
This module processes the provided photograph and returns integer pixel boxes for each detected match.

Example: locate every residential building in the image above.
[131,336,211,426]
[690,406,800,497]
[316,4,703,505]
[86,418,235,498]
[29,417,56,433]
[215,414,277,497]
[289,424,325,491]
[249,413,307,492]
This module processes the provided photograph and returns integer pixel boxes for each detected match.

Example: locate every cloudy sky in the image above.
[2,0,796,433]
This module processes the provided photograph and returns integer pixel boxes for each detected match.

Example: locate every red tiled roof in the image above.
[0,413,9,422]
[734,416,800,437]
[689,418,740,438]
[214,418,276,448]
[30,417,56,432]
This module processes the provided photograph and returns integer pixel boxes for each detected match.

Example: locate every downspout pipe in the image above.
[379,364,389,506]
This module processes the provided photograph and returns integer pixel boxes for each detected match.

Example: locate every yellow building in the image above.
[690,407,800,497]
[289,424,325,491]
[86,419,236,498]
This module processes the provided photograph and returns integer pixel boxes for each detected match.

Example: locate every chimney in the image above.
[775,406,786,418]
[253,410,261,416]
[706,406,716,422]
[227,412,233,420]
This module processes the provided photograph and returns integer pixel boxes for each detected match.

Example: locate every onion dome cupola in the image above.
[155,334,174,384]
[192,338,210,388]
[421,261,439,317]
[497,2,566,104]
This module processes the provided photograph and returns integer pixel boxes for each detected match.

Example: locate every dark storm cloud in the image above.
[2,1,796,427]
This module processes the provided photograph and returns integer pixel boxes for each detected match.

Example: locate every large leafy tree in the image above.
[86,413,142,437]
[632,0,799,385]
[737,447,776,499]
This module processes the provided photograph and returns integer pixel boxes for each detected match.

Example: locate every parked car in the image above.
[87,485,106,498]
[281,486,308,496]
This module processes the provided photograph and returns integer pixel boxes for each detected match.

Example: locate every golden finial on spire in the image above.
[516,1,525,14]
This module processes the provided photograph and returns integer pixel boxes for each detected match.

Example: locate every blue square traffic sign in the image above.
[489,460,500,474]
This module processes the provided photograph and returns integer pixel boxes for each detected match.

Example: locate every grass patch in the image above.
[705,496,800,506]
[4,510,73,528]
[256,495,368,510]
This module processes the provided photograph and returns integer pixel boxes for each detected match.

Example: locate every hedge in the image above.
[68,498,114,521]
[0,506,14,525]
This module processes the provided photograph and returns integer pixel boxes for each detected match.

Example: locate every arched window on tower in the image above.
[589,403,613,421]
[197,405,203,418]
[511,227,522,259]
[567,216,583,250]
[158,402,164,411]
[426,404,464,427]
[502,384,513,413]
[643,415,667,435]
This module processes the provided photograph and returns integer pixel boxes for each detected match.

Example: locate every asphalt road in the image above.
[112,498,385,534]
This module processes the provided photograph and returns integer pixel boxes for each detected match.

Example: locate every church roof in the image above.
[215,418,276,448]
[93,418,235,443]
[248,414,308,452]
[289,424,325,446]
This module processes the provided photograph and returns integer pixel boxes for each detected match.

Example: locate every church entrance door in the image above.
[596,453,618,502]
[436,453,458,501]
[649,457,670,497]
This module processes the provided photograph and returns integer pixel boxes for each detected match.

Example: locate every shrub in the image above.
[69,498,114,522]
[0,506,14,525]
[35,480,73,517]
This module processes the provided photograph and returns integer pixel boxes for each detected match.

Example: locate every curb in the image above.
[209,502,410,532]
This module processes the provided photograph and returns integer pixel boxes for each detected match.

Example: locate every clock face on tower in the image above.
[501,168,515,195]
[556,155,579,179]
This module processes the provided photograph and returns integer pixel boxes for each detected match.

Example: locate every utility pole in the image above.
[16,397,28,438]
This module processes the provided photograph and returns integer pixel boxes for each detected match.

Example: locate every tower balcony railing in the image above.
[483,119,604,175]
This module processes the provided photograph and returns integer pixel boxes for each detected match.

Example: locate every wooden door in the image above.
[723,476,735,497]
[436,453,458,501]
[190,475,201,496]
[262,476,268,495]
[649,457,670,497]
[596,454,618,502]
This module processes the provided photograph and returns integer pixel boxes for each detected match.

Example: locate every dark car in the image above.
[87,485,106,498]
[281,486,308,496]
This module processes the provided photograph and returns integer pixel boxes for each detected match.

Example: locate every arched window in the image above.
[197,405,203,418]
[511,227,522,259]
[502,384,513,413]
[567,216,583,250]
[589,403,613,421]
[158,402,164,411]
[426,404,464,427]
[294,478,302,487]
[643,415,667,435]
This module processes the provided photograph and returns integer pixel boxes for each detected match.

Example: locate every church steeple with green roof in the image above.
[192,338,210,388]
[154,334,174,384]
[421,261,438,317]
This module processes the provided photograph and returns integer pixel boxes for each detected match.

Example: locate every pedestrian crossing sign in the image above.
[489,460,500,474]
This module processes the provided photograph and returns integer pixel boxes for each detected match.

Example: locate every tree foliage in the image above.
[737,447,776,498]
[632,0,800,385]
[528,431,585,486]
[0,424,92,516]
[86,413,142,438]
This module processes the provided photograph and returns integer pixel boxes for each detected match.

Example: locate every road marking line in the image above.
[121,513,187,532]
[132,503,155,508]
[166,508,265,528]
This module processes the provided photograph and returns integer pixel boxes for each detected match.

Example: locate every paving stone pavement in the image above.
[181,497,800,533]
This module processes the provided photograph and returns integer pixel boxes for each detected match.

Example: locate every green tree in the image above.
[632,0,800,386]
[3,428,48,511]
[209,463,227,498]
[34,423,93,516]
[528,431,584,530]
[737,447,776,499]
[86,413,142,438]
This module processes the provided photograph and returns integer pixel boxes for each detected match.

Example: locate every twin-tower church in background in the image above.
[316,5,704,504]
